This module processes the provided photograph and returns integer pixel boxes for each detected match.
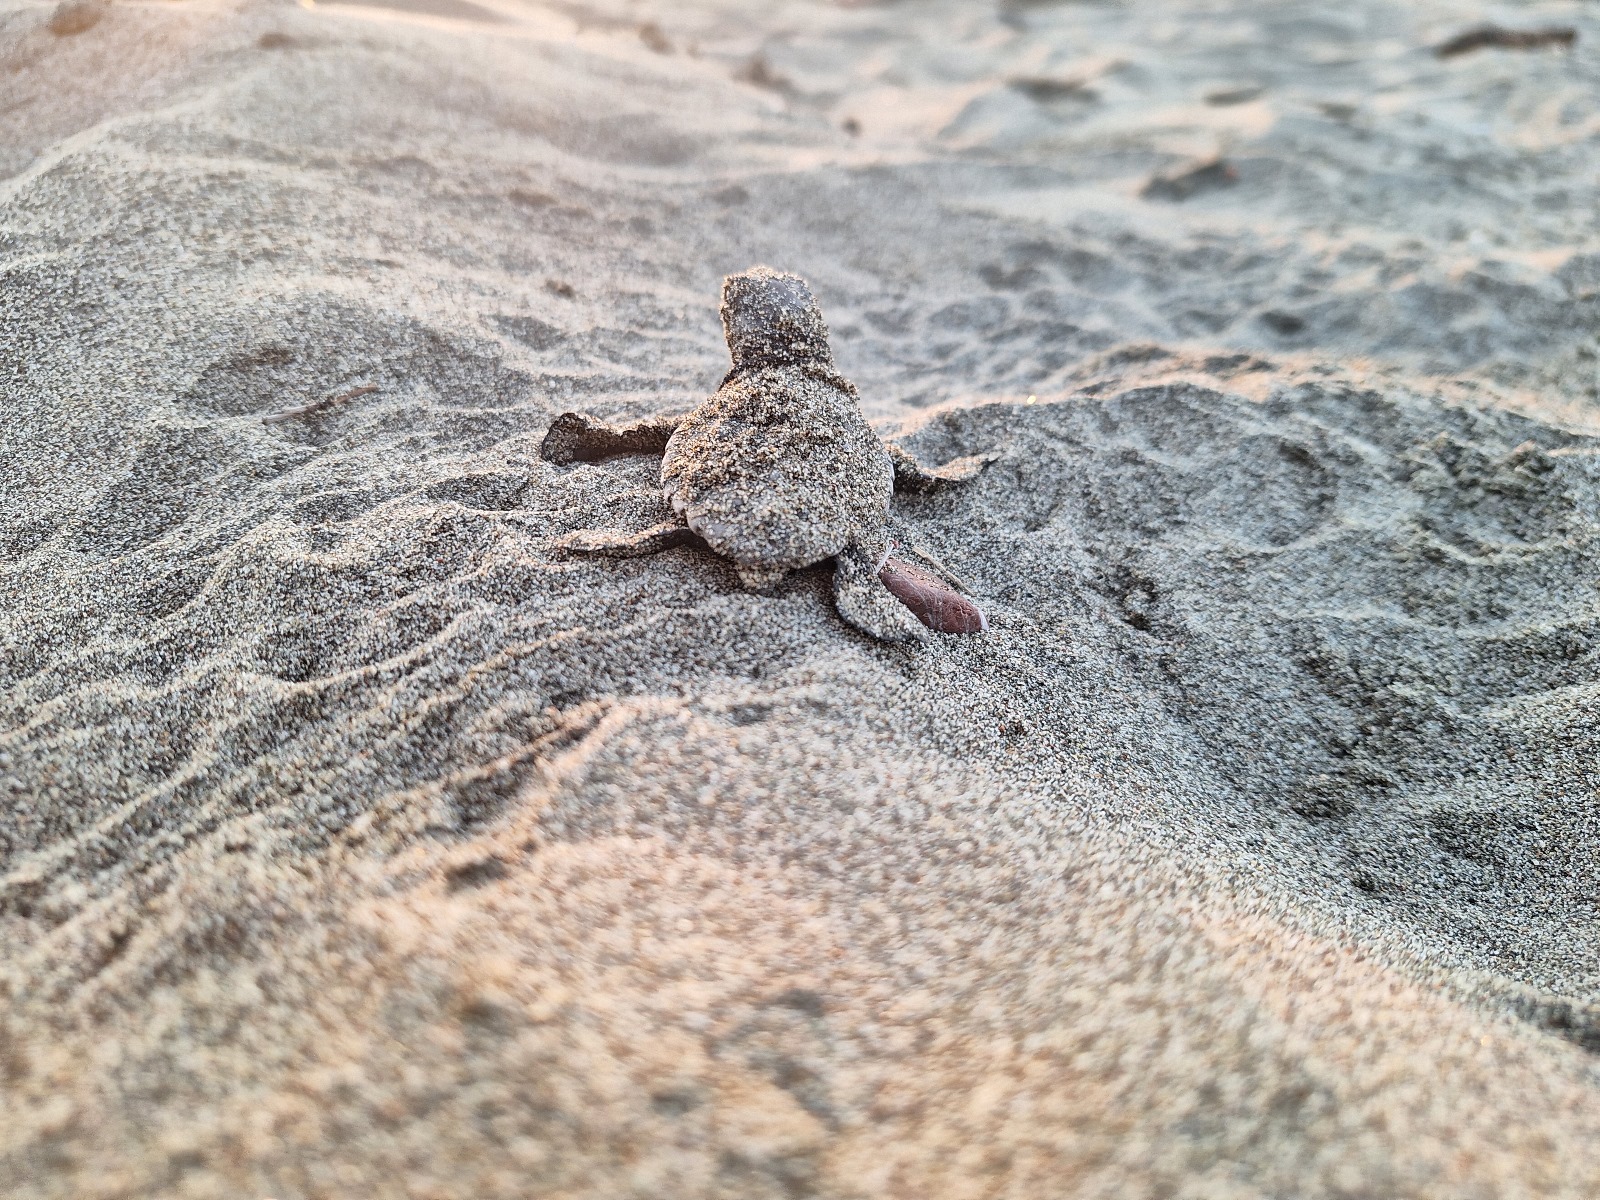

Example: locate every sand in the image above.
[2,0,1599,1196]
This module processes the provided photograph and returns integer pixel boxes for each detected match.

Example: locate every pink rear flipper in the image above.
[879,557,986,635]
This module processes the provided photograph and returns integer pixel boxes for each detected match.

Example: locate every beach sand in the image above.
[2,0,1599,1195]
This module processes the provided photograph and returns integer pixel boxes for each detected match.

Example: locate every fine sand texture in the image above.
[3,0,1600,1197]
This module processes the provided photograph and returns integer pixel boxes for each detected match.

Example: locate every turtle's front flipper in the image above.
[832,545,929,644]
[887,442,1000,495]
[541,412,685,465]
[557,522,703,558]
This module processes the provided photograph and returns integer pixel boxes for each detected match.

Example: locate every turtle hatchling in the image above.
[540,265,995,643]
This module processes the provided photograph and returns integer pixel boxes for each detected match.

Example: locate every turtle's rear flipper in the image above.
[887,443,1000,495]
[832,545,929,644]
[885,518,976,595]
[557,522,702,558]
[541,412,684,465]
[880,557,986,634]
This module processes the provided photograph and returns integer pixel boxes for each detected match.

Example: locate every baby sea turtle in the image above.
[540,266,993,643]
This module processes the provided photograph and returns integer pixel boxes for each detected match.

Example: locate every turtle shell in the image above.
[661,363,893,571]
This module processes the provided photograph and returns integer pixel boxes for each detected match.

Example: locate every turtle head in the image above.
[720,266,834,370]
